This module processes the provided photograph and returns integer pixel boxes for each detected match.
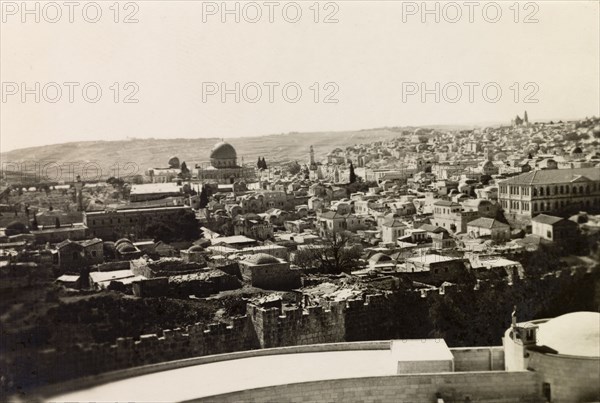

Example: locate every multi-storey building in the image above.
[431,200,479,233]
[498,167,600,218]
[83,205,193,240]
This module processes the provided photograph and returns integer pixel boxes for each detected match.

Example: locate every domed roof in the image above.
[536,312,600,357]
[210,142,237,160]
[115,238,132,248]
[6,221,27,232]
[168,156,180,168]
[247,253,280,265]
[188,245,205,252]
[116,241,136,253]
[369,253,392,263]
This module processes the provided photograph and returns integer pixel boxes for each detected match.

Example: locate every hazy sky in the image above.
[1,0,599,151]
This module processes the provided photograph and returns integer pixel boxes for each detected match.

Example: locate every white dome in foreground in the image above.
[536,311,600,357]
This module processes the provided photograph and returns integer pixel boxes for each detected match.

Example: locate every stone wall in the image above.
[196,371,542,403]
[247,302,345,348]
[527,350,600,403]
[4,267,596,392]
[452,347,505,371]
[5,316,258,389]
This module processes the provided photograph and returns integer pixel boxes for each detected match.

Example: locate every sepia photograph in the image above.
[0,1,599,402]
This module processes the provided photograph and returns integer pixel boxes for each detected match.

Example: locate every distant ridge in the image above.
[0,127,458,172]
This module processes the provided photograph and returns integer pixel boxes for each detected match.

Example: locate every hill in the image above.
[0,125,475,179]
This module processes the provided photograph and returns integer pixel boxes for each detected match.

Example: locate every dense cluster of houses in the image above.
[1,115,599,297]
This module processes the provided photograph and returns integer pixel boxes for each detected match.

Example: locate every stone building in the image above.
[504,311,599,402]
[196,141,256,184]
[467,218,510,241]
[83,205,193,240]
[531,214,579,242]
[54,238,103,272]
[432,200,479,233]
[498,167,600,218]
[380,216,407,245]
[238,253,300,290]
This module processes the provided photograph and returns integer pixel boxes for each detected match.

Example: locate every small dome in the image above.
[536,312,600,357]
[115,238,132,248]
[117,243,137,253]
[168,156,180,169]
[188,245,205,252]
[210,142,237,160]
[369,253,392,263]
[6,221,27,232]
[247,253,279,265]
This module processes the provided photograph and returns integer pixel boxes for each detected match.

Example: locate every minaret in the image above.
[484,146,493,161]
[523,111,529,124]
[74,175,84,211]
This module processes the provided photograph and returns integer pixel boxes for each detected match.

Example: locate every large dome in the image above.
[536,311,600,357]
[210,142,237,160]
[210,142,237,168]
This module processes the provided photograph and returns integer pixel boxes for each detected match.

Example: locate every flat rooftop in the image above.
[130,183,182,195]
[50,349,397,402]
[46,340,456,402]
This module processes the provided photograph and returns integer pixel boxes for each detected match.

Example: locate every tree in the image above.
[261,157,267,170]
[287,161,302,175]
[257,157,262,169]
[480,174,492,186]
[199,186,210,209]
[349,161,357,184]
[55,217,61,228]
[107,177,125,188]
[294,231,362,274]
[180,162,191,179]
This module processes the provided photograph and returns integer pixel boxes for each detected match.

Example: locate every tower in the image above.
[484,146,493,161]
[309,146,315,167]
[74,175,84,211]
[523,110,529,125]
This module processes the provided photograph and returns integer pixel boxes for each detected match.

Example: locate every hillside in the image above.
[0,125,479,179]
[0,129,411,173]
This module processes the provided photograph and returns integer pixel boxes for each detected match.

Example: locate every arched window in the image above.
[579,186,584,194]
[540,187,544,196]
[560,186,564,194]
[533,188,537,196]
[573,187,577,194]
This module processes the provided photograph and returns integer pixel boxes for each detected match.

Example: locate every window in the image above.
[547,230,552,239]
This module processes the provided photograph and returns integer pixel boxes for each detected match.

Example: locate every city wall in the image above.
[5,267,595,391]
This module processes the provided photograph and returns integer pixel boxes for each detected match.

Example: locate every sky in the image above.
[1,0,599,151]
